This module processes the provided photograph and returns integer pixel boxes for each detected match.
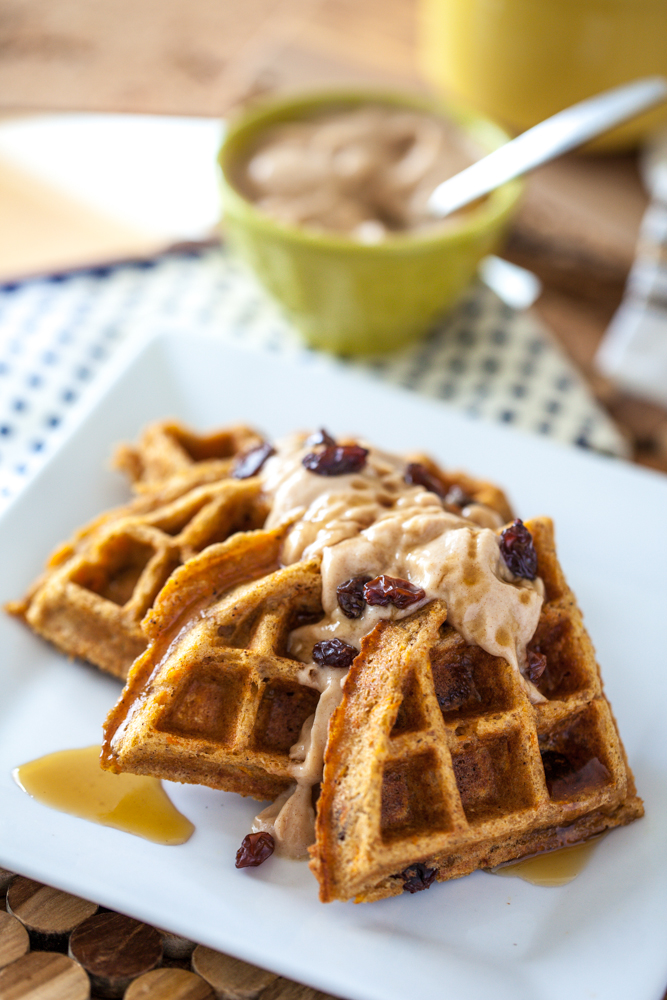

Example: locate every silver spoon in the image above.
[428,76,667,218]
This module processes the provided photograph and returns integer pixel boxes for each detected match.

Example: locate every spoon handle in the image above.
[429,76,667,218]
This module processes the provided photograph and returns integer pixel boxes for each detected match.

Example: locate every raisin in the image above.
[337,575,372,619]
[364,575,425,610]
[305,428,336,448]
[302,445,368,476]
[444,484,474,508]
[525,649,547,683]
[235,832,275,868]
[312,638,358,669]
[404,462,445,499]
[499,519,538,580]
[398,862,437,893]
[232,441,275,479]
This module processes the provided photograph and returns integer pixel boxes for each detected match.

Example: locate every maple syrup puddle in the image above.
[487,837,604,887]
[13,745,194,845]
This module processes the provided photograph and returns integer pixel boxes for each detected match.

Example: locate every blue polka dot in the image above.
[575,434,592,449]
[491,328,507,345]
[15,464,27,475]
[545,399,561,414]
[90,345,106,360]
[511,383,527,398]
[46,415,60,428]
[62,389,77,403]
[0,282,19,293]
[538,421,551,434]
[482,357,499,374]
[27,374,42,388]
[449,357,466,374]
[556,376,572,391]
[439,383,455,399]
[76,367,91,380]
[31,440,44,452]
[0,425,12,436]
[12,399,27,412]
[528,339,545,355]
[457,328,475,346]
[42,351,58,365]
[0,362,9,375]
[500,410,515,422]
[47,273,71,284]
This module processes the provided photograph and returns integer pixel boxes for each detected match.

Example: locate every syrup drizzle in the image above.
[13,746,194,845]
[487,837,603,887]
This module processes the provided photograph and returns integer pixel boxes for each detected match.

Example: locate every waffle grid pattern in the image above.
[9,422,268,679]
[312,518,641,902]
[103,539,324,801]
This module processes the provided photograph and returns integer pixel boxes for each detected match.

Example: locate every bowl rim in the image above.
[217,87,523,254]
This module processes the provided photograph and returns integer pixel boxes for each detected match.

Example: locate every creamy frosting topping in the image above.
[233,104,480,242]
[253,432,545,859]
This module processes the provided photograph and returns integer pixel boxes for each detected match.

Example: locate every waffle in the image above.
[102,512,641,902]
[9,421,513,683]
[113,420,262,491]
[7,471,270,680]
[99,456,516,792]
[102,525,324,800]
[311,517,643,902]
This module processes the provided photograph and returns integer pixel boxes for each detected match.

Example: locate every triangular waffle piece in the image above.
[102,526,324,800]
[8,474,269,679]
[113,420,262,491]
[310,517,643,902]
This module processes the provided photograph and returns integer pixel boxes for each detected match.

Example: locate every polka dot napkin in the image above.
[0,244,627,514]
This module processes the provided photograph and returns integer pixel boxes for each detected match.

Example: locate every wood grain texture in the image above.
[68,912,162,998]
[6,877,98,950]
[261,979,339,1000]
[0,910,30,969]
[0,868,14,897]
[191,946,278,1000]
[157,928,197,961]
[124,967,215,1000]
[0,950,90,999]
[0,0,322,117]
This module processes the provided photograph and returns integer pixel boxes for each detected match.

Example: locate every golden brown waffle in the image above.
[9,420,514,685]
[102,526,324,799]
[113,420,262,491]
[405,452,514,524]
[311,517,643,902]
[8,473,269,680]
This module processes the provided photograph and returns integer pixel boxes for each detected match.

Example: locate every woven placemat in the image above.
[0,244,628,513]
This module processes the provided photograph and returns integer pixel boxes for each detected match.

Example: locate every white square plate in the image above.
[1,329,666,1000]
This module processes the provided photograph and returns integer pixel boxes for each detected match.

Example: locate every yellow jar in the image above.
[419,0,667,150]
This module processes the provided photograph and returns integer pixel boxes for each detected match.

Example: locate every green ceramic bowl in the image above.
[218,90,522,355]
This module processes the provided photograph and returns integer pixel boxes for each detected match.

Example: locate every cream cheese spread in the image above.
[252,432,545,859]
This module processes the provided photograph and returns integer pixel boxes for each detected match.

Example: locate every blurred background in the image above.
[1,0,667,472]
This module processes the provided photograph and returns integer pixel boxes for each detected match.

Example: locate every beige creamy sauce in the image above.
[235,105,480,242]
[253,434,544,859]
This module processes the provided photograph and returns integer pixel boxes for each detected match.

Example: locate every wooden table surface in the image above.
[0,0,665,474]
